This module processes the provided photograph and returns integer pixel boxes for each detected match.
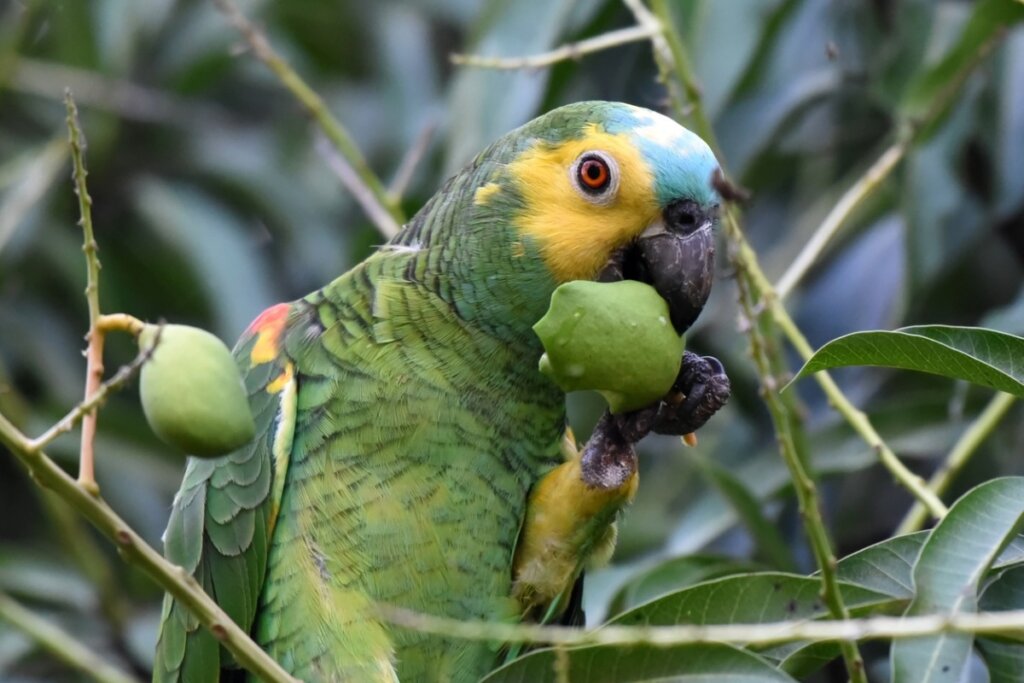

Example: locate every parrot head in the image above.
[462,101,720,337]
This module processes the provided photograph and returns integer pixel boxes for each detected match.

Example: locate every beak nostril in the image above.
[665,199,703,236]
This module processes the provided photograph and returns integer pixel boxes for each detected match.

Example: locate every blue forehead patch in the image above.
[601,104,720,208]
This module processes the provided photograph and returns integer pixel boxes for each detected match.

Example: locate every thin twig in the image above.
[388,121,437,203]
[898,392,1018,534]
[315,134,401,239]
[775,20,1005,301]
[0,591,139,683]
[728,219,866,683]
[30,320,155,452]
[382,604,1024,649]
[450,24,658,69]
[775,139,908,300]
[210,0,404,237]
[0,415,298,683]
[65,91,102,493]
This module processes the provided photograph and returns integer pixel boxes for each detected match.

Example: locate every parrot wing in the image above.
[153,303,298,683]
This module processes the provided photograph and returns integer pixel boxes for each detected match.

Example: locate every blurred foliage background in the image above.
[0,0,1023,681]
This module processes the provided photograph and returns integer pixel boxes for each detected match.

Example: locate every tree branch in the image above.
[8,93,300,683]
[314,134,400,240]
[382,604,1024,649]
[450,24,658,69]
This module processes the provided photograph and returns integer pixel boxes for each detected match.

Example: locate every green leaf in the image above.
[607,555,762,617]
[833,532,927,600]
[776,530,1024,680]
[482,643,798,683]
[978,566,1024,682]
[995,32,1024,214]
[994,536,1024,571]
[891,477,1024,683]
[901,0,1024,127]
[610,572,893,627]
[791,325,1024,396]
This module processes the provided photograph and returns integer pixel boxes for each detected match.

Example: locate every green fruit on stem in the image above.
[533,280,685,414]
[138,324,255,457]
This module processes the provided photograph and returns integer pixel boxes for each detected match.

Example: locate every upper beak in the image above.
[634,207,715,334]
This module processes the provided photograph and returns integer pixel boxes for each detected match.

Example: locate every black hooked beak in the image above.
[599,199,717,335]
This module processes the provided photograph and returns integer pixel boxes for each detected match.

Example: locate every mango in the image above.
[533,280,685,413]
[138,324,255,457]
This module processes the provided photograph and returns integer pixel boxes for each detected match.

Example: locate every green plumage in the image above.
[153,101,723,682]
[254,253,566,681]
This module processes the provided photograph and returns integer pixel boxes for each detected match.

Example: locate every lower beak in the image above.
[634,220,714,334]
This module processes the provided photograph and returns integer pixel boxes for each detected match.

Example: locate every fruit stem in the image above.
[97,313,146,337]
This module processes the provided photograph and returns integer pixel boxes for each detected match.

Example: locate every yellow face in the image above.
[490,123,661,283]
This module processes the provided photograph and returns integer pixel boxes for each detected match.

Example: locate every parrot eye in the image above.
[571,151,619,203]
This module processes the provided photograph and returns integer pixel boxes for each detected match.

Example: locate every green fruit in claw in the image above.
[138,324,255,457]
[533,280,685,414]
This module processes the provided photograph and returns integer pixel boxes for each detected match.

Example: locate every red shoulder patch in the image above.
[246,303,290,365]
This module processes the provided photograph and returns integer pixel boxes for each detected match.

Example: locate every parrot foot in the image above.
[648,350,731,436]
[583,351,730,482]
[593,350,729,450]
[579,412,637,490]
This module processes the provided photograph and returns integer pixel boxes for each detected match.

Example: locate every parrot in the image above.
[152,100,731,683]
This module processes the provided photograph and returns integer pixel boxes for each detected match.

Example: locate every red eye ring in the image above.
[577,155,611,192]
